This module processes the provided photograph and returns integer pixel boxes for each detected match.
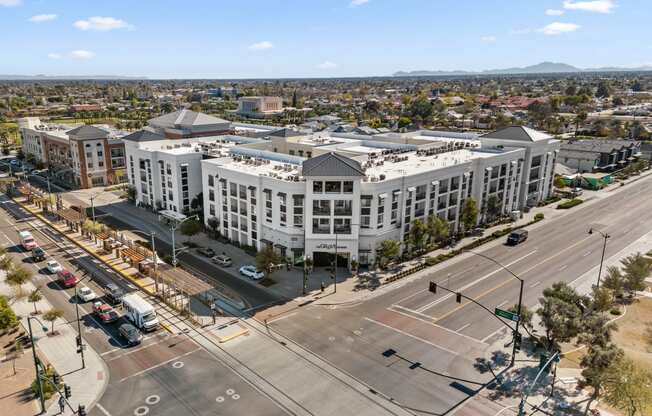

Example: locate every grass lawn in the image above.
[612,297,652,372]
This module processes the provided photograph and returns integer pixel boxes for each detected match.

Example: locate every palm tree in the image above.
[27,287,43,315]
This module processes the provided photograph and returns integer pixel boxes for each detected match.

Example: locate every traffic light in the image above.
[429,281,437,293]
[456,292,462,303]
[76,335,82,347]
[513,331,522,351]
[64,384,71,399]
[78,404,87,416]
[52,373,61,385]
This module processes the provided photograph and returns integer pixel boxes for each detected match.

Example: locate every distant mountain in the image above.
[394,62,652,77]
[0,74,146,80]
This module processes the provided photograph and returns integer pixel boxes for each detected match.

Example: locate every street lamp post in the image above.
[588,228,610,288]
[465,250,524,367]
[89,194,98,223]
[27,316,49,414]
[169,215,199,268]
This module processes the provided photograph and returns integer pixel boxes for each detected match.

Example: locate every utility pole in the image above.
[588,228,610,288]
[151,231,158,292]
[27,317,46,414]
[89,194,97,222]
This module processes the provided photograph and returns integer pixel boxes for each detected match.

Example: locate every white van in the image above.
[19,231,37,250]
[121,293,159,331]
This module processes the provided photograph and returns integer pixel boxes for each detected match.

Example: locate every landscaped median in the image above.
[556,198,584,210]
[381,214,546,285]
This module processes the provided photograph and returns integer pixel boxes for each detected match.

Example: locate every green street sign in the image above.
[495,308,520,322]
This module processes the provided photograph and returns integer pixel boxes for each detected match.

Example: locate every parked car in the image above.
[32,247,46,262]
[92,302,119,324]
[197,247,216,258]
[239,265,265,280]
[507,229,528,246]
[212,254,232,267]
[77,286,97,302]
[46,260,63,274]
[118,323,143,346]
[104,283,125,306]
[57,270,79,288]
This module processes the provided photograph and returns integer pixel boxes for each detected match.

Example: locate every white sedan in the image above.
[239,265,265,280]
[77,286,97,302]
[46,260,63,274]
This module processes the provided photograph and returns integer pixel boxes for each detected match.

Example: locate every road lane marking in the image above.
[583,250,592,257]
[266,311,298,324]
[415,250,538,313]
[118,348,200,382]
[559,264,568,271]
[529,281,541,288]
[456,323,471,332]
[96,403,112,416]
[495,300,508,308]
[391,304,436,320]
[388,305,487,345]
[363,317,459,356]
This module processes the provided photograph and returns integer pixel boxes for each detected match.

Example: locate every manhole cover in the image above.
[232,394,240,400]
[226,389,235,396]
[216,396,225,403]
[172,361,184,369]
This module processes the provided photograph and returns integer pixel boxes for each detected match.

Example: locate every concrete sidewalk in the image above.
[0,277,108,416]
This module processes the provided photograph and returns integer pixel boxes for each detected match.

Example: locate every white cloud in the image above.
[480,36,497,43]
[248,41,273,51]
[0,0,21,6]
[539,22,581,35]
[563,0,615,13]
[69,50,95,60]
[545,9,565,16]
[73,16,132,31]
[29,14,58,23]
[316,61,338,69]
[47,53,62,60]
[350,0,369,6]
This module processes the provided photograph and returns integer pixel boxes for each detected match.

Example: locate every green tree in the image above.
[603,358,652,416]
[426,214,449,246]
[377,240,400,269]
[553,176,566,189]
[0,295,18,332]
[9,338,24,375]
[206,217,219,237]
[397,116,412,128]
[591,285,614,313]
[537,282,584,351]
[179,218,201,242]
[484,194,502,222]
[28,287,43,315]
[407,219,428,253]
[620,252,649,297]
[460,198,479,231]
[596,81,611,98]
[42,309,64,334]
[5,266,33,288]
[255,246,282,278]
[602,266,625,301]
[0,255,13,271]
[508,304,534,333]
[579,315,622,399]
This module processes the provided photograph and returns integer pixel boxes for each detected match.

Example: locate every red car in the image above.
[57,270,79,288]
[92,302,119,324]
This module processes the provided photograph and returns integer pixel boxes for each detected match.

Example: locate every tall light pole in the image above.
[588,228,610,288]
[27,316,49,414]
[89,193,98,222]
[170,215,198,268]
[73,274,93,370]
[465,250,524,367]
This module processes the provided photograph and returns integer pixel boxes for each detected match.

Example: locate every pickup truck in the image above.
[92,302,119,324]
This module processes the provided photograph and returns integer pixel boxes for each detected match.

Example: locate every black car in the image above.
[32,247,46,261]
[507,230,528,245]
[196,247,216,258]
[118,323,142,346]
[104,283,125,306]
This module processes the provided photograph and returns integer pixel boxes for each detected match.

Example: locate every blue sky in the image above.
[0,0,648,78]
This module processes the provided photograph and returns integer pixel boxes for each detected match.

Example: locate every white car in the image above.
[77,286,97,302]
[46,260,63,274]
[239,265,265,280]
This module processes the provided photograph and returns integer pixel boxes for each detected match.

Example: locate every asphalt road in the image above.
[267,174,652,416]
[0,194,288,416]
[23,174,282,310]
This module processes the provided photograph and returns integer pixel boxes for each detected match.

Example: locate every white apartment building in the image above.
[201,126,559,268]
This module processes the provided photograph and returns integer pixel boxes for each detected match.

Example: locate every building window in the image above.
[325,181,341,193]
[312,218,330,234]
[334,218,351,234]
[239,185,247,200]
[313,181,323,193]
[208,190,215,201]
[208,175,214,187]
[293,195,304,227]
[360,195,372,229]
[334,200,352,216]
[342,181,354,193]
[230,182,237,197]
[312,200,330,216]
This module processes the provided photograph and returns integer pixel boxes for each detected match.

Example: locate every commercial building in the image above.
[558,139,642,173]
[236,96,284,118]
[201,126,559,268]
[18,117,128,188]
